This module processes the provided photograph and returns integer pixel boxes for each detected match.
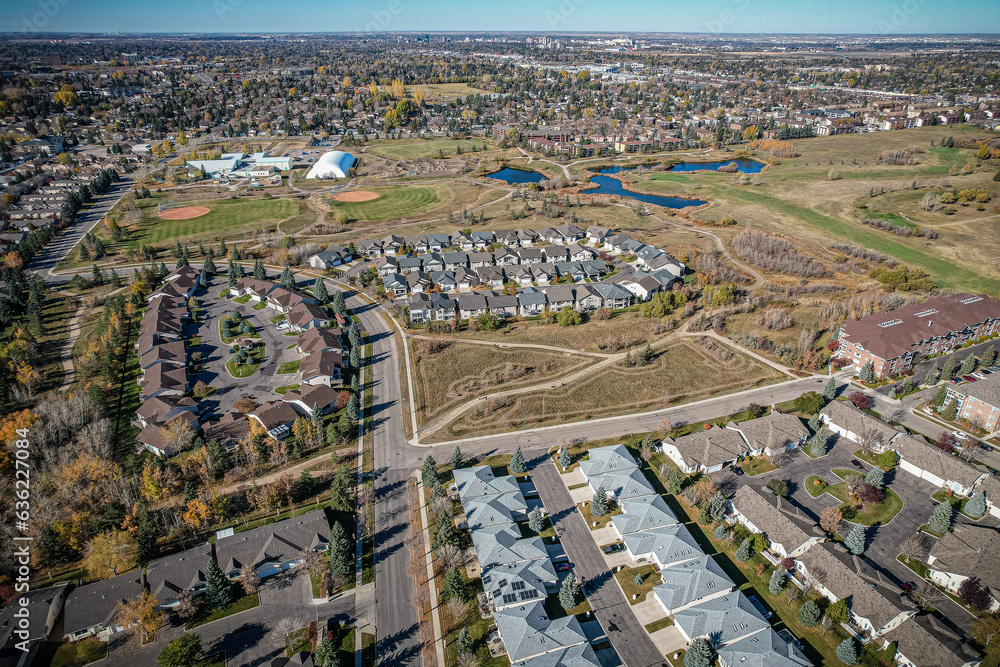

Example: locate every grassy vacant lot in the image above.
[435,337,785,441]
[410,339,596,425]
[450,310,671,352]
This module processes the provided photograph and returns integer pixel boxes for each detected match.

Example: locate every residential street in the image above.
[531,460,667,667]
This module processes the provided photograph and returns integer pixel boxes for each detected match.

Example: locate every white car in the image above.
[276,321,289,331]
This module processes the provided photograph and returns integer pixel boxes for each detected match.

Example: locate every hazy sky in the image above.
[3,0,998,35]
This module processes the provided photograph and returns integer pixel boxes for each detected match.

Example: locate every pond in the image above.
[598,159,764,174]
[587,176,706,209]
[486,167,547,184]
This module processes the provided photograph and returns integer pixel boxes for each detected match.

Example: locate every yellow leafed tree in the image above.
[84,529,137,578]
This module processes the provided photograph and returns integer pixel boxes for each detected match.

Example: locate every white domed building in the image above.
[305,151,357,179]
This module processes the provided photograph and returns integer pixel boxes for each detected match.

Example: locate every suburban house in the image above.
[214,510,330,579]
[925,522,1000,611]
[893,433,987,497]
[307,246,351,269]
[232,277,277,302]
[715,628,812,667]
[672,591,771,647]
[134,395,198,429]
[249,400,301,439]
[135,411,199,457]
[793,542,914,637]
[583,466,656,503]
[726,413,810,457]
[516,643,601,667]
[63,574,144,640]
[470,524,548,570]
[280,384,339,416]
[589,283,633,310]
[818,400,901,453]
[0,584,67,663]
[610,494,679,538]
[491,601,588,663]
[482,559,557,610]
[463,493,529,530]
[729,486,823,558]
[623,523,703,569]
[203,411,251,451]
[652,555,734,616]
[454,466,522,502]
[287,301,331,332]
[834,293,1000,378]
[145,545,212,609]
[457,293,489,319]
[578,444,638,479]
[660,426,751,474]
[881,614,983,667]
[945,373,1000,432]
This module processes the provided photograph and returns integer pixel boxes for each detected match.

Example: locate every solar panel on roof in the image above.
[502,593,517,604]
[511,580,526,591]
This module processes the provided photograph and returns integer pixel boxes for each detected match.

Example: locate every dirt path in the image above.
[404,333,613,358]
[56,291,82,392]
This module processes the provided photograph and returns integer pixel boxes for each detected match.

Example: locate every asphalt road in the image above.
[29,180,133,282]
[531,460,667,667]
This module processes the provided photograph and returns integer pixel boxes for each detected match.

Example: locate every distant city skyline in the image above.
[1,0,999,36]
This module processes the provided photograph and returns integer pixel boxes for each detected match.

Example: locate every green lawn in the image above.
[226,343,264,378]
[329,185,440,222]
[818,469,904,525]
[234,294,251,304]
[276,383,301,394]
[252,301,267,310]
[644,616,674,633]
[649,172,694,183]
[614,564,661,604]
[277,359,301,374]
[41,639,107,667]
[805,475,829,497]
[367,137,494,160]
[931,489,982,519]
[741,458,780,476]
[219,315,259,344]
[140,197,301,244]
[185,592,260,629]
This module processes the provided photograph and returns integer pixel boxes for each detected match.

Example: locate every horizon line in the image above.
[4,30,1000,37]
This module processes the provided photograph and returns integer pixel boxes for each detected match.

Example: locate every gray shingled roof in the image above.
[464,493,529,530]
[455,465,521,502]
[672,591,771,647]
[652,555,734,613]
[578,444,638,479]
[715,628,811,667]
[586,467,656,502]
[611,494,679,535]
[623,523,704,568]
[471,524,548,570]
[492,601,587,663]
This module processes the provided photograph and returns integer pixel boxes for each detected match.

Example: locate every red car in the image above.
[554,562,571,572]
[900,582,916,595]
[962,375,977,382]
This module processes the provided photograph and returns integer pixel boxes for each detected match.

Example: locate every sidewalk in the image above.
[416,479,447,667]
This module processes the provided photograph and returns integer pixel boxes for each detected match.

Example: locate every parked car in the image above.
[983,444,993,452]
[554,562,571,572]
[730,465,744,476]
[962,375,977,382]
[900,582,916,595]
[851,459,865,469]
[602,543,625,555]
[972,372,987,380]
[952,431,967,440]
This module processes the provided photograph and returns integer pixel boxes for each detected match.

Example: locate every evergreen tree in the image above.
[227,258,240,287]
[253,258,266,279]
[929,501,953,534]
[350,346,361,369]
[864,466,884,489]
[314,638,336,667]
[769,568,786,594]
[456,628,473,657]
[941,398,957,421]
[809,428,829,457]
[203,255,216,275]
[822,377,838,402]
[965,491,987,518]
[845,525,866,555]
[558,575,581,610]
[434,517,458,549]
[314,279,328,303]
[347,394,359,422]
[707,491,728,522]
[931,385,947,408]
[683,638,714,667]
[179,246,190,267]
[173,240,183,258]
[924,361,939,386]
[836,639,859,665]
[940,355,956,382]
[714,524,727,540]
[442,568,467,602]
[798,600,822,627]
[135,503,159,566]
[859,361,875,384]
[960,353,977,376]
[559,446,572,470]
[666,468,684,495]
[430,477,445,500]
[205,558,233,608]
[982,344,997,368]
[734,538,751,562]
[280,266,294,289]
[591,486,608,517]
[421,455,438,487]
[509,445,526,474]
[528,507,544,533]
[329,521,353,577]
[808,413,822,431]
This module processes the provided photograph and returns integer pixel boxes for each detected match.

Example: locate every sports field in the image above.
[329,185,439,221]
[366,138,498,161]
[135,197,302,244]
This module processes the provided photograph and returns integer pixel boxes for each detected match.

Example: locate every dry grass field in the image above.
[410,339,598,425]
[431,336,785,441]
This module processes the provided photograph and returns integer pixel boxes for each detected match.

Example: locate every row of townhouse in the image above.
[728,484,981,666]
[231,277,332,334]
[406,283,644,323]
[660,412,811,475]
[55,511,331,643]
[134,267,200,457]
[377,245,601,274]
[819,400,1000,612]
[452,465,602,666]
[383,260,612,297]
[576,446,812,667]
[834,293,1000,378]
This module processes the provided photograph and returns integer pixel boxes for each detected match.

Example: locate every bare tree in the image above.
[899,534,930,562]
[437,543,466,572]
[856,426,883,456]
[883,406,904,424]
[820,616,834,637]
[275,617,299,653]
[446,597,471,626]
[239,563,260,595]
[785,586,803,603]
[431,496,452,516]
[174,590,197,620]
[456,652,483,667]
